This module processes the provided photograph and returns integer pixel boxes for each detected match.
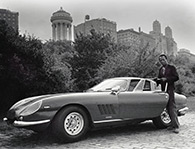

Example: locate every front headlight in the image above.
[20,100,42,116]
[10,95,45,110]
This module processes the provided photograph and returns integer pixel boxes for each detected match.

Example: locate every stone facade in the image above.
[74,18,117,42]
[117,29,140,48]
[117,20,178,56]
[178,48,195,62]
[0,9,19,32]
[50,7,73,41]
[149,20,177,56]
[117,28,156,51]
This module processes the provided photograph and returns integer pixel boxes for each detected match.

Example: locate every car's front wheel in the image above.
[153,108,171,129]
[51,106,89,142]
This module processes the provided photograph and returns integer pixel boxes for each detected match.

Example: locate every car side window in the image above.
[128,80,140,91]
[143,80,151,91]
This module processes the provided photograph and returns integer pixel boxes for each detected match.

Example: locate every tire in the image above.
[51,106,89,142]
[152,108,171,129]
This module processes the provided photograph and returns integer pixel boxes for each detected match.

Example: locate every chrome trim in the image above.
[178,107,189,115]
[3,117,8,122]
[94,119,122,124]
[13,119,50,127]
[43,105,50,109]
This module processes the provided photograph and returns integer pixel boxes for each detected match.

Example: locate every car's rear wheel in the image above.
[51,106,89,142]
[153,108,171,129]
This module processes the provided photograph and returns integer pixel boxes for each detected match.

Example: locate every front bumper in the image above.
[178,107,189,116]
[3,117,50,127]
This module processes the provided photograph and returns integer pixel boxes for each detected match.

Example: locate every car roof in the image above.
[108,77,146,80]
[107,77,156,84]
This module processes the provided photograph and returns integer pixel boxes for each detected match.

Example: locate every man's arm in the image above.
[153,69,162,85]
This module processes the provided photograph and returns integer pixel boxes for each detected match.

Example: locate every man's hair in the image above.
[159,54,167,60]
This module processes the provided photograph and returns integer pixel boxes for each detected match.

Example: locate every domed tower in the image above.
[153,20,161,34]
[165,26,172,38]
[50,7,73,41]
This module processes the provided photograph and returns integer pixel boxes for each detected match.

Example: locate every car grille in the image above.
[98,104,116,115]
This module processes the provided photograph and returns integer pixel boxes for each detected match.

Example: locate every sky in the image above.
[1,0,195,54]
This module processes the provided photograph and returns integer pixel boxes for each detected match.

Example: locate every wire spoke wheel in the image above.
[52,106,89,142]
[153,108,171,129]
[64,112,84,136]
[160,109,171,124]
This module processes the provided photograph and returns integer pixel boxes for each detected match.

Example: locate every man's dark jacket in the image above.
[156,64,179,91]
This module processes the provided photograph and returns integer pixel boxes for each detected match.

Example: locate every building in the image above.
[117,28,155,50]
[50,7,73,41]
[149,20,177,56]
[118,20,177,56]
[165,26,177,56]
[74,18,117,42]
[0,9,19,32]
[117,29,141,48]
[139,31,156,50]
[178,49,195,63]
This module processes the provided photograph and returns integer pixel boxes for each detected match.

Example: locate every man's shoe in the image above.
[172,128,179,134]
[167,126,174,130]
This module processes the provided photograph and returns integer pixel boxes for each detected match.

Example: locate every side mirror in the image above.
[111,86,120,95]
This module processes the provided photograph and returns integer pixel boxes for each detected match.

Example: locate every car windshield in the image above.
[89,79,128,92]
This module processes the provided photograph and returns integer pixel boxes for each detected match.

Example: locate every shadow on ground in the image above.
[0,121,157,148]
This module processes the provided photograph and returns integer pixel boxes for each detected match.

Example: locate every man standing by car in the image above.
[155,54,180,133]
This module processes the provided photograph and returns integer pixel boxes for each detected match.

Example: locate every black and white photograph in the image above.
[0,0,195,148]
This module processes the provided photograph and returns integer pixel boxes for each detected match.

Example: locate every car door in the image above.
[118,79,168,119]
[90,92,120,124]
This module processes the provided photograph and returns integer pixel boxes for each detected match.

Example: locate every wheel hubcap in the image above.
[64,112,84,136]
[161,109,171,124]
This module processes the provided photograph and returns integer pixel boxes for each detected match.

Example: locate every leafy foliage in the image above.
[0,20,48,112]
[71,30,116,91]
[0,19,194,115]
[174,54,195,96]
[97,43,160,80]
[42,40,74,92]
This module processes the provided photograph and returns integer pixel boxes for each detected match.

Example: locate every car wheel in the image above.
[152,108,171,129]
[51,106,89,142]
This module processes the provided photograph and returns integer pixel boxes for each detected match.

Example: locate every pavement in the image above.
[60,112,195,149]
[0,97,195,149]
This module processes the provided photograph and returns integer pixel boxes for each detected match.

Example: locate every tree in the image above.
[0,20,48,113]
[42,40,74,92]
[174,54,195,96]
[71,30,116,91]
[97,43,160,81]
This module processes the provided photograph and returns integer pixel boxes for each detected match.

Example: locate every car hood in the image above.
[10,91,111,110]
[10,93,66,110]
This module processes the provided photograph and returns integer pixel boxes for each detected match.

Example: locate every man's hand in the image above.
[153,77,167,82]
[153,77,160,82]
[161,77,167,82]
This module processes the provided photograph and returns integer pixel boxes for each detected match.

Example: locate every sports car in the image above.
[3,77,188,142]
